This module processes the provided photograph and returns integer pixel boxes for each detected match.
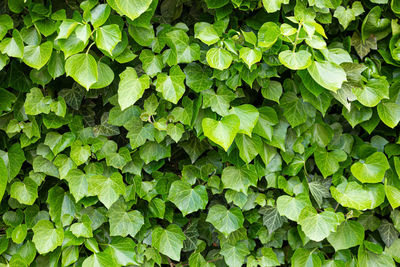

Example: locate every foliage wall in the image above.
[1,0,400,266]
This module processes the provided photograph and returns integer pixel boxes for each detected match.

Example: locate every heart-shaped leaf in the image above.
[202,114,240,151]
[351,152,389,183]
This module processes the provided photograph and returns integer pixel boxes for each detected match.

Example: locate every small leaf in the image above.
[202,114,240,151]
[278,50,312,70]
[118,67,150,110]
[152,224,186,261]
[206,204,244,236]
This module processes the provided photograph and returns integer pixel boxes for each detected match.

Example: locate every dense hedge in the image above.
[1,0,400,266]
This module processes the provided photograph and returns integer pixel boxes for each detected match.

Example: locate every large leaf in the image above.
[327,220,365,251]
[155,65,185,104]
[87,172,126,208]
[351,152,389,183]
[108,0,153,21]
[331,180,385,210]
[32,220,64,254]
[202,114,240,151]
[168,180,208,216]
[206,48,233,70]
[118,67,150,110]
[221,165,258,194]
[307,61,347,92]
[206,204,244,236]
[107,200,144,238]
[278,50,312,70]
[65,53,98,90]
[298,207,344,242]
[22,41,53,70]
[152,224,186,261]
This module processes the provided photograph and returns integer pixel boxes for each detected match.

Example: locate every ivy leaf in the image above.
[168,180,208,216]
[24,87,52,115]
[194,22,220,45]
[109,0,153,21]
[0,14,13,40]
[65,169,89,202]
[206,204,244,236]
[104,237,139,266]
[378,220,399,247]
[202,114,240,151]
[353,77,389,107]
[358,244,395,267]
[314,148,346,178]
[0,29,24,58]
[71,214,93,238]
[220,240,250,267]
[377,102,400,128]
[155,65,185,104]
[118,67,150,110]
[298,207,344,242]
[206,48,232,70]
[221,165,258,194]
[87,172,126,209]
[276,194,310,221]
[327,220,365,251]
[201,87,236,116]
[95,24,121,54]
[82,251,117,267]
[70,141,91,166]
[280,92,307,128]
[259,206,285,234]
[229,104,259,136]
[239,47,262,68]
[152,224,186,261]
[32,220,64,254]
[139,141,171,164]
[351,152,389,183]
[65,53,98,90]
[107,199,144,238]
[258,22,280,49]
[331,180,385,210]
[22,41,53,70]
[183,63,213,93]
[278,50,312,70]
[10,179,38,205]
[307,61,347,92]
[262,0,289,12]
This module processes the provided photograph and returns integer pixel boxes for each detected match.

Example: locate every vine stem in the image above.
[86,42,96,54]
[292,23,303,53]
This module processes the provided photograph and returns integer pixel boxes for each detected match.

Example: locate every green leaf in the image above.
[155,65,185,104]
[314,148,346,178]
[10,179,38,205]
[24,87,51,115]
[276,194,310,221]
[0,14,13,40]
[12,224,27,244]
[91,62,114,89]
[220,240,250,267]
[307,61,347,92]
[291,248,322,267]
[221,165,258,194]
[262,0,289,13]
[47,186,76,227]
[327,220,365,251]
[298,206,344,242]
[194,22,220,45]
[118,67,150,110]
[353,77,389,107]
[239,47,262,68]
[90,4,111,28]
[235,134,262,163]
[71,215,93,238]
[104,237,139,266]
[351,152,389,183]
[168,180,208,216]
[206,204,244,236]
[358,244,395,267]
[82,251,117,267]
[377,101,400,128]
[280,92,307,128]
[95,24,121,54]
[107,200,144,238]
[65,169,89,202]
[70,141,91,166]
[229,104,259,136]
[201,86,236,116]
[139,49,164,77]
[202,114,240,151]
[139,141,171,164]
[259,206,285,234]
[278,50,312,70]
[65,53,98,90]
[87,172,126,208]
[258,22,280,49]
[183,63,213,93]
[331,180,385,210]
[23,41,53,70]
[109,0,153,21]
[152,224,186,261]
[206,48,233,70]
[0,29,24,58]
[32,220,64,254]
[361,6,391,42]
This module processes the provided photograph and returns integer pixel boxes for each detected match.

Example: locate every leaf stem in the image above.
[86,42,96,54]
[292,23,303,53]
